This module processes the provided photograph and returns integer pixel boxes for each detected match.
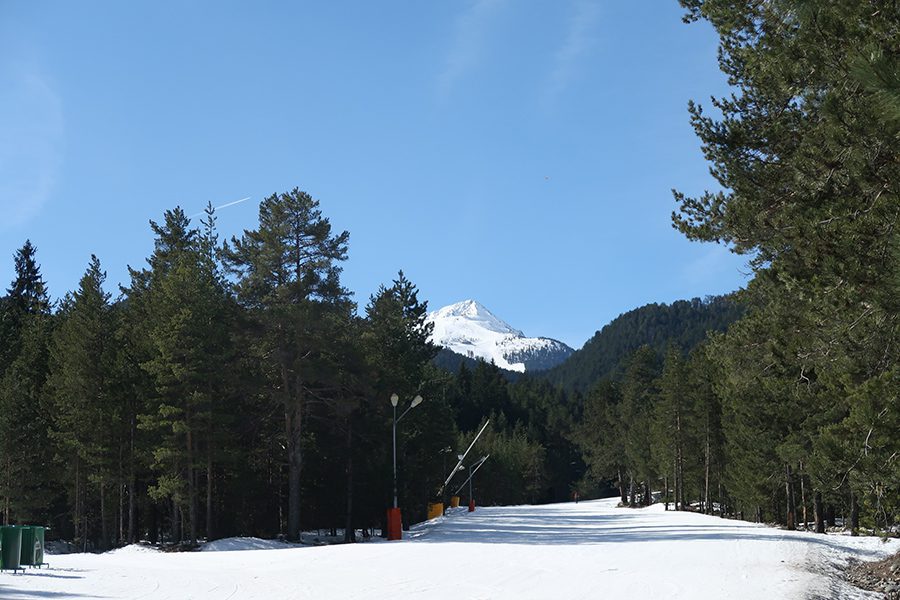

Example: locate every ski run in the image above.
[3,497,897,599]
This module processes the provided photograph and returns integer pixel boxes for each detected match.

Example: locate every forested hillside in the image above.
[0,193,566,550]
[541,297,743,392]
[0,186,600,551]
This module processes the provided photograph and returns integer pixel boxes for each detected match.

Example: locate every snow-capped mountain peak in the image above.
[426,300,574,373]
[430,300,523,337]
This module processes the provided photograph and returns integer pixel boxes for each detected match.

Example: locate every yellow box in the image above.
[427,502,444,520]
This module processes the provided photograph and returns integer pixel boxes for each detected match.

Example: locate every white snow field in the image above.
[4,497,897,599]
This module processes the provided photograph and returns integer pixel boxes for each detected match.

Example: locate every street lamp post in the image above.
[388,393,423,540]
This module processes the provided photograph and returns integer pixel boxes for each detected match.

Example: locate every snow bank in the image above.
[201,537,294,552]
[104,543,160,555]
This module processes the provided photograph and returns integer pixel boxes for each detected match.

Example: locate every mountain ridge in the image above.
[426,300,574,372]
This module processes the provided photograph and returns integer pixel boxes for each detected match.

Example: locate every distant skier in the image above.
[573,491,580,504]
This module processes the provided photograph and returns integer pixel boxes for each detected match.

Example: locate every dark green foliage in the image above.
[223,188,351,541]
[667,0,900,529]
[0,241,60,526]
[455,421,546,507]
[543,297,743,392]
[45,256,119,548]
[432,348,522,381]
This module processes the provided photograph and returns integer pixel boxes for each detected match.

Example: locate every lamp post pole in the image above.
[392,402,398,509]
[388,393,423,540]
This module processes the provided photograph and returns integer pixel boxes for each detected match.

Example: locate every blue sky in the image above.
[0,1,748,349]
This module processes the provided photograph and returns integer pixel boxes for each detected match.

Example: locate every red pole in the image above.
[387,508,402,540]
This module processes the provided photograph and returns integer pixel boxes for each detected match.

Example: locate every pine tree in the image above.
[46,255,118,548]
[674,0,900,530]
[0,241,58,525]
[653,347,692,510]
[223,188,350,541]
[576,379,627,504]
[360,272,455,525]
[619,346,661,506]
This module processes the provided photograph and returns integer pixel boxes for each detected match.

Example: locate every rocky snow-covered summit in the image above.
[425,300,574,373]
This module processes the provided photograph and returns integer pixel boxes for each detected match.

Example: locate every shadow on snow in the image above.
[412,505,886,558]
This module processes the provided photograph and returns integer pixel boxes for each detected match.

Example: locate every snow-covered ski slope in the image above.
[5,497,897,599]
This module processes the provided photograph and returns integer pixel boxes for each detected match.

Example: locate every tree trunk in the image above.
[673,457,679,511]
[849,489,859,536]
[118,445,124,546]
[785,464,796,530]
[618,467,627,505]
[675,410,684,510]
[128,415,136,544]
[186,429,197,545]
[286,401,303,541]
[74,457,82,546]
[206,450,214,541]
[814,490,825,534]
[343,419,355,544]
[172,499,181,543]
[149,501,159,544]
[664,474,669,510]
[100,480,109,551]
[717,475,723,516]
[3,455,10,526]
[704,427,711,514]
[799,461,807,528]
[628,475,635,507]
[826,504,836,527]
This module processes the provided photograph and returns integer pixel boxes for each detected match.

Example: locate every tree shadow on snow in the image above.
[0,585,102,599]
[413,508,887,559]
[0,568,101,599]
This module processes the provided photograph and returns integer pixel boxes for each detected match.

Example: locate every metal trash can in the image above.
[0,526,23,572]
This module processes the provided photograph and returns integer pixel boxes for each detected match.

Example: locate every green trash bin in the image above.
[19,527,34,566]
[0,526,23,572]
[20,526,44,567]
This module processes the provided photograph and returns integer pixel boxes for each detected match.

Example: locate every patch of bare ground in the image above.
[847,551,900,598]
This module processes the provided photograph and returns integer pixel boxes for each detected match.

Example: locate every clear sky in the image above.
[0,1,748,349]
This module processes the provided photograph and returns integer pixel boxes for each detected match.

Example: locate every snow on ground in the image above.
[3,497,897,599]
[200,537,295,552]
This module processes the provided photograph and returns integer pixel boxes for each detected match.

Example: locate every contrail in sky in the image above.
[190,196,252,218]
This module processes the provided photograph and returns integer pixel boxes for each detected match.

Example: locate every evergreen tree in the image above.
[618,346,661,506]
[0,241,58,525]
[575,379,627,503]
[46,256,118,548]
[223,188,350,541]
